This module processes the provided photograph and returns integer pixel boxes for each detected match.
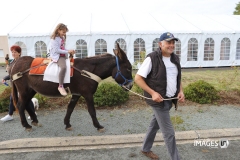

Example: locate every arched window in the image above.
[174,40,181,60]
[115,38,127,53]
[95,39,107,55]
[152,38,159,51]
[204,38,214,61]
[236,38,240,60]
[220,38,230,60]
[134,38,145,62]
[35,41,47,58]
[187,38,198,61]
[75,39,88,58]
[15,41,27,56]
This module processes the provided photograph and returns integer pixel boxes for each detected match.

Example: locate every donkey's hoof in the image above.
[31,122,38,126]
[66,127,73,131]
[31,122,42,127]
[25,128,32,132]
[98,128,105,133]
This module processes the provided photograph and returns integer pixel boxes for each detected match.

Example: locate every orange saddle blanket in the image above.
[29,58,74,76]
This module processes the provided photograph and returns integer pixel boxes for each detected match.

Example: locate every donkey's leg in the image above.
[26,100,40,127]
[64,95,80,130]
[84,95,104,131]
[25,90,39,126]
[17,99,32,130]
[26,105,38,125]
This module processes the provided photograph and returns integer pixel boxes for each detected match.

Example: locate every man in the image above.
[135,32,185,160]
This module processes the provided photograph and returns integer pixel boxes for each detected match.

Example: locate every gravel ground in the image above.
[0,104,240,142]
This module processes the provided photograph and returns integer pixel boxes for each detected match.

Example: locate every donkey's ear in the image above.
[113,49,118,56]
[116,42,126,60]
[116,42,120,50]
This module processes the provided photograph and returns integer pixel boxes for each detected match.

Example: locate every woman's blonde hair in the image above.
[50,23,69,39]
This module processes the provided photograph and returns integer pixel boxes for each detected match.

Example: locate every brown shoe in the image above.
[141,151,159,160]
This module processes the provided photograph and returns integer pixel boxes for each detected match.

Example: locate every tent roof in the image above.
[207,15,240,33]
[6,13,240,37]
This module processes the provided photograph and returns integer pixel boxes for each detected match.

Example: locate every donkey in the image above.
[10,43,133,131]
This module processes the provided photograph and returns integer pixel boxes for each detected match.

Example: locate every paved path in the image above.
[0,65,7,76]
[1,140,240,160]
[0,128,240,152]
[0,128,240,159]
[3,140,240,160]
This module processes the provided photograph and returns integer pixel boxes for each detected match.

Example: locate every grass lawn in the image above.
[103,67,240,91]
[181,67,240,91]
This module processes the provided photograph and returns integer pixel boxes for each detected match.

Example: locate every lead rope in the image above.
[122,85,179,130]
[122,85,178,101]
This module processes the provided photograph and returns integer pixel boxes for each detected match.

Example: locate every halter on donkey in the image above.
[10,43,133,131]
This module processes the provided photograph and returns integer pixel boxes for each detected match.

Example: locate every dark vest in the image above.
[143,48,181,108]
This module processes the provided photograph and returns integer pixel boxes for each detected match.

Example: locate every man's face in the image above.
[159,40,175,56]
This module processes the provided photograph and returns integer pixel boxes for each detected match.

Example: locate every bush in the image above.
[34,93,50,108]
[94,83,129,107]
[131,74,143,95]
[184,80,219,104]
[0,87,11,113]
[132,83,144,95]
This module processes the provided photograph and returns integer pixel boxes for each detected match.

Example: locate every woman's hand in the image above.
[2,79,6,84]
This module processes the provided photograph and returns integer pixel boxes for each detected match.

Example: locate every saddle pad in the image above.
[29,58,74,76]
[29,58,48,75]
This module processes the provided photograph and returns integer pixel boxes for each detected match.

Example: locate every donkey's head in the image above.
[112,43,133,90]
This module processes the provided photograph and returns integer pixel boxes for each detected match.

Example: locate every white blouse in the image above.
[50,37,68,62]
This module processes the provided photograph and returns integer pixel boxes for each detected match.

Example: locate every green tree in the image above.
[233,2,240,15]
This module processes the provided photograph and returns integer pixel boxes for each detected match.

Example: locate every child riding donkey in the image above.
[48,23,75,96]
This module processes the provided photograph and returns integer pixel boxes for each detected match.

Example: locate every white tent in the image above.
[7,13,240,68]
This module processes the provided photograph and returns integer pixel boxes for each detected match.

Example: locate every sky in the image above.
[0,0,239,35]
[0,0,239,14]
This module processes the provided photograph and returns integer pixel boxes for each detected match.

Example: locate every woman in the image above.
[1,45,36,122]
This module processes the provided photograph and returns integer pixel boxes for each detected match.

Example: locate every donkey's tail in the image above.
[11,82,18,112]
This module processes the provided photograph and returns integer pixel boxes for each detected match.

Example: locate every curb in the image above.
[0,128,239,153]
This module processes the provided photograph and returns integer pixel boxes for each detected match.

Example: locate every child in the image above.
[50,23,75,96]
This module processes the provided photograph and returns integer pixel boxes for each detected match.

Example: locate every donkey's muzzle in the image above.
[122,81,133,91]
